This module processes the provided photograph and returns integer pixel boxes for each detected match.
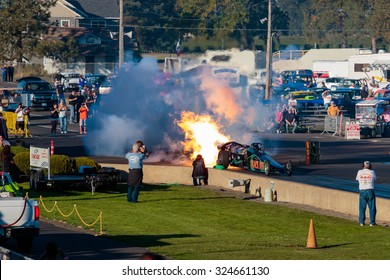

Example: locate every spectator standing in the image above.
[68,90,77,123]
[7,63,14,82]
[1,64,7,82]
[78,75,86,91]
[125,143,148,203]
[381,106,390,122]
[50,103,59,135]
[85,90,94,108]
[192,154,207,186]
[75,90,85,122]
[274,105,285,133]
[322,90,332,110]
[285,108,297,133]
[327,101,340,117]
[1,144,13,174]
[56,84,66,105]
[360,85,368,100]
[54,71,64,87]
[58,100,68,134]
[356,161,377,226]
[15,103,27,134]
[78,102,89,134]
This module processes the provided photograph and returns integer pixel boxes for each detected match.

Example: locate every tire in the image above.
[264,160,270,176]
[17,237,33,252]
[218,151,230,169]
[284,160,293,176]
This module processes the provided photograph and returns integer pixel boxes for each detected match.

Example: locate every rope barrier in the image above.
[38,195,103,235]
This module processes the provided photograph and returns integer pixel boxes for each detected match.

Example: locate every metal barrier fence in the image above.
[321,115,351,136]
[2,112,31,138]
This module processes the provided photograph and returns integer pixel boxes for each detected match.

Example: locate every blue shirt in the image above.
[125,152,146,169]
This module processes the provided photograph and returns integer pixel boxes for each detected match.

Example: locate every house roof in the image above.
[64,0,119,19]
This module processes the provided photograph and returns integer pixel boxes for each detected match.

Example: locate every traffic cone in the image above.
[306,219,318,249]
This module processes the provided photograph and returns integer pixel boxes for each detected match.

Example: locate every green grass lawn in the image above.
[25,183,390,260]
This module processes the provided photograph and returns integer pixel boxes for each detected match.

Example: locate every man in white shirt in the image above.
[356,161,377,226]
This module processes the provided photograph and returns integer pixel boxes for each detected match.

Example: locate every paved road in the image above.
[3,218,148,260]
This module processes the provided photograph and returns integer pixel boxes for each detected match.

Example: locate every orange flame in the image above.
[176,111,230,166]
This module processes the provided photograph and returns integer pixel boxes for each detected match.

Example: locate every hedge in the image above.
[13,153,100,175]
[72,157,101,171]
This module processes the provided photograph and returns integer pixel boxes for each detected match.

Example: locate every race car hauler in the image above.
[0,172,40,251]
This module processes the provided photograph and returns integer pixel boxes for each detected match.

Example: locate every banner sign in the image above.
[30,146,50,168]
[345,122,360,140]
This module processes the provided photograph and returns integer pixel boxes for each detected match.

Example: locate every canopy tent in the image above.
[364,60,390,71]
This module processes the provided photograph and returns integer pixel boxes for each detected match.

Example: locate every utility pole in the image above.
[265,0,272,100]
[119,0,124,67]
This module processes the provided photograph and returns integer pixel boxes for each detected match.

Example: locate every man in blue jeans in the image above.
[356,161,377,226]
[125,143,147,203]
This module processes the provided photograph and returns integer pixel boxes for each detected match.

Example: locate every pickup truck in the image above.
[17,80,57,110]
[0,172,40,252]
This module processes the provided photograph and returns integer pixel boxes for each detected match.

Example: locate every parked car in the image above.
[17,80,57,110]
[62,72,81,91]
[338,78,362,89]
[285,90,323,110]
[85,74,107,91]
[372,89,390,100]
[99,79,112,95]
[324,77,345,89]
[330,89,361,117]
[16,76,43,90]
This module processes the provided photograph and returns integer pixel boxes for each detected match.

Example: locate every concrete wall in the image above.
[102,163,390,224]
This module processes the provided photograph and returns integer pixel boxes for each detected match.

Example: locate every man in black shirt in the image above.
[68,91,77,123]
[75,91,85,122]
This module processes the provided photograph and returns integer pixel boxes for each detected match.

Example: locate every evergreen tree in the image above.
[124,0,183,52]
[0,0,56,62]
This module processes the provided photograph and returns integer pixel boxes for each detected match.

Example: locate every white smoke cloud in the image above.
[83,56,272,160]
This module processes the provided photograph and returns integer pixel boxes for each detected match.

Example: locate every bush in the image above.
[13,152,30,175]
[11,146,30,155]
[12,153,99,175]
[50,155,73,174]
[72,157,101,172]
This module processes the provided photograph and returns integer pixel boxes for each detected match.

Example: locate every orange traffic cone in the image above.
[306,219,318,249]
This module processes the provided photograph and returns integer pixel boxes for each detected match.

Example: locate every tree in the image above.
[36,37,80,63]
[176,0,289,50]
[303,0,376,49]
[0,0,56,62]
[124,0,183,52]
[277,0,310,36]
[358,0,390,52]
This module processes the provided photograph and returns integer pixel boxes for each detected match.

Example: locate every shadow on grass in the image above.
[111,233,199,248]
[288,242,354,249]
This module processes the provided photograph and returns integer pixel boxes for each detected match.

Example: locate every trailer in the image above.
[29,166,119,192]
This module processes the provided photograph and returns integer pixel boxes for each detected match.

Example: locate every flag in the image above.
[176,39,181,56]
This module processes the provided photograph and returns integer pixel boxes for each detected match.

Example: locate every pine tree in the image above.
[0,0,56,62]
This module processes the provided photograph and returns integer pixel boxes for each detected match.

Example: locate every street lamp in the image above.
[265,0,272,100]
[119,0,124,67]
